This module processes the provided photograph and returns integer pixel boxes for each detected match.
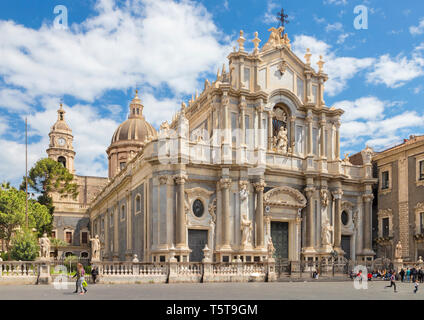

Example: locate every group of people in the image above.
[399,267,424,283]
[72,263,99,295]
[349,267,422,294]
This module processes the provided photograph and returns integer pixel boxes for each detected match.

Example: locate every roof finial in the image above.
[237,30,246,52]
[304,48,312,66]
[317,55,325,73]
[252,31,261,55]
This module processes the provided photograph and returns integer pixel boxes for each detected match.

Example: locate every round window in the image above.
[192,199,204,218]
[341,211,349,226]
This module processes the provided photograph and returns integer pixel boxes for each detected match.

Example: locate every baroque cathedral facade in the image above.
[47,27,377,263]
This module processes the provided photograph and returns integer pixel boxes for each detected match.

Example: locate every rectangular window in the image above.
[51,231,56,239]
[120,162,126,170]
[312,85,318,103]
[65,232,72,244]
[81,232,88,244]
[382,218,389,238]
[121,206,126,220]
[295,125,303,155]
[382,171,389,190]
[420,160,424,181]
[297,77,304,101]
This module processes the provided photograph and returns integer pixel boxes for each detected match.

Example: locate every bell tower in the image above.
[46,104,76,173]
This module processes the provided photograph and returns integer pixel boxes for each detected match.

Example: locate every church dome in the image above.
[107,90,157,178]
[110,91,157,144]
[51,104,72,132]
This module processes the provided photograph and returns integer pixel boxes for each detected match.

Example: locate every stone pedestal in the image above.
[394,259,404,272]
[266,258,277,282]
[37,260,52,285]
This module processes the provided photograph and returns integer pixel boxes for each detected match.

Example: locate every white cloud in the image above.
[325,22,343,32]
[324,0,347,5]
[366,53,424,88]
[338,95,424,150]
[336,96,385,121]
[0,0,231,101]
[292,35,374,96]
[410,18,424,35]
[0,88,34,112]
[263,0,279,25]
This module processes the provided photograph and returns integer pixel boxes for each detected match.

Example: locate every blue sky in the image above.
[0,0,424,186]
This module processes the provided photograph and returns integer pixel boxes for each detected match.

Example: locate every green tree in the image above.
[9,228,39,261]
[0,185,51,250]
[20,158,79,215]
[50,238,67,259]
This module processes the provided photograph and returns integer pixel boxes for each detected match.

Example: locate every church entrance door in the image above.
[341,235,351,259]
[188,229,208,262]
[271,222,289,260]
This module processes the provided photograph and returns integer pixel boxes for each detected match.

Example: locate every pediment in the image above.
[264,186,307,209]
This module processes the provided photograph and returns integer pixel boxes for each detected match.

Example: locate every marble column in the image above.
[307,114,313,155]
[113,203,119,261]
[104,209,109,260]
[304,187,315,249]
[290,116,296,152]
[220,178,232,249]
[335,121,341,160]
[267,111,273,150]
[254,180,266,248]
[320,119,326,158]
[125,191,132,260]
[332,190,343,253]
[175,174,188,249]
[362,194,374,254]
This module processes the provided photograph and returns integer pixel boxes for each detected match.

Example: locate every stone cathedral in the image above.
[48,27,377,264]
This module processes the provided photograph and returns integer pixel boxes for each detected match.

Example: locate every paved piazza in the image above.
[0,281,422,300]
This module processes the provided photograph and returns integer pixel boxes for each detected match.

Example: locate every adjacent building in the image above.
[373,135,424,262]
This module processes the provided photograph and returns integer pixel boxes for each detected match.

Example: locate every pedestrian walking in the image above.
[399,268,405,282]
[385,271,397,293]
[91,266,98,284]
[414,279,419,294]
[73,263,88,295]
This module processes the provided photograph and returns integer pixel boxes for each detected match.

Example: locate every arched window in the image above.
[121,205,126,220]
[58,156,66,168]
[135,195,141,213]
[341,211,349,226]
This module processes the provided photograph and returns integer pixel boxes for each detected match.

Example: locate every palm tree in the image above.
[50,238,68,260]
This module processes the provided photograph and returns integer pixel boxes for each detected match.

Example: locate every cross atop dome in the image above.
[57,103,66,121]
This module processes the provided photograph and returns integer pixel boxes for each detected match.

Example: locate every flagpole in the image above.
[25,117,28,228]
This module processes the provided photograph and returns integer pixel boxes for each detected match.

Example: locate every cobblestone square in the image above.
[0,281,422,300]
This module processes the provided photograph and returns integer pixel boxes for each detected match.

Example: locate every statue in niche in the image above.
[274,126,288,153]
[321,218,333,247]
[240,214,252,247]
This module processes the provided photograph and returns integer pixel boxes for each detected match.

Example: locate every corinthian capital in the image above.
[219,178,232,189]
[363,193,374,203]
[304,186,315,199]
[174,174,188,185]
[159,176,169,185]
[253,180,266,192]
[332,189,343,200]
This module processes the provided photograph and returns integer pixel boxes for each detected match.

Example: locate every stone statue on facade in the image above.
[89,235,101,261]
[320,189,328,208]
[240,214,252,248]
[274,126,288,153]
[267,237,276,258]
[39,233,51,260]
[321,219,333,248]
[395,241,403,261]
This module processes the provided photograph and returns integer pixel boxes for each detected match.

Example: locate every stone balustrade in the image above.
[0,260,276,284]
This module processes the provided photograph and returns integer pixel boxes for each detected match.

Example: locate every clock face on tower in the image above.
[58,138,66,146]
